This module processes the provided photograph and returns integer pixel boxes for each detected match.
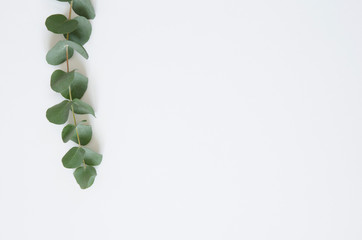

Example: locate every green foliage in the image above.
[46,100,71,124]
[46,0,101,189]
[46,14,78,34]
[71,123,92,145]
[50,70,75,92]
[57,0,95,19]
[46,40,88,65]
[72,99,95,116]
[62,147,85,168]
[84,148,102,166]
[74,165,97,189]
[46,42,74,65]
[61,72,88,99]
[62,122,92,145]
[73,0,96,20]
[66,16,92,45]
[62,124,76,142]
[65,40,89,59]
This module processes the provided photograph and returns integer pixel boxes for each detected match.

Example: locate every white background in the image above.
[0,0,361,239]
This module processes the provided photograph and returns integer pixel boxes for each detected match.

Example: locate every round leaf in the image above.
[71,124,92,145]
[62,147,85,169]
[61,72,88,99]
[73,0,96,20]
[46,100,71,124]
[62,124,76,143]
[50,70,75,93]
[46,42,74,65]
[74,165,97,189]
[46,40,88,65]
[72,99,95,116]
[84,148,102,166]
[56,0,95,20]
[66,40,89,59]
[66,16,92,45]
[45,14,78,34]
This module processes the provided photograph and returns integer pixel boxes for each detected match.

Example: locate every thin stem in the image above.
[66,46,70,72]
[66,1,73,41]
[69,89,82,146]
[68,1,73,20]
[65,1,83,163]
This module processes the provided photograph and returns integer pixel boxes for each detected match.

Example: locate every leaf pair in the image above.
[46,15,92,45]
[46,40,88,65]
[46,99,95,125]
[62,147,102,189]
[62,146,101,168]
[50,70,88,99]
[62,122,92,145]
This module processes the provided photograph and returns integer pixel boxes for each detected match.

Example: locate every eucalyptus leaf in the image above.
[46,42,74,65]
[66,16,92,45]
[74,165,97,189]
[84,148,102,166]
[62,147,85,169]
[57,0,95,19]
[46,100,71,124]
[62,124,76,143]
[61,72,88,99]
[73,0,96,20]
[45,14,78,34]
[46,40,88,65]
[72,99,95,116]
[66,40,89,59]
[50,70,75,93]
[71,124,92,145]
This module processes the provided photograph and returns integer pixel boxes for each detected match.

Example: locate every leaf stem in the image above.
[65,1,83,156]
[66,1,73,41]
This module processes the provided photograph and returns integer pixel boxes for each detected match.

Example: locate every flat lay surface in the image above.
[0,0,361,239]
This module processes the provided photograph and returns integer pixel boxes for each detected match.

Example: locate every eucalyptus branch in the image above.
[66,1,82,152]
[45,0,102,189]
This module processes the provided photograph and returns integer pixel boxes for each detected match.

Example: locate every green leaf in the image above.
[45,14,78,34]
[62,123,91,145]
[71,124,92,145]
[50,70,75,93]
[57,0,95,19]
[84,148,102,166]
[46,100,71,124]
[62,124,76,143]
[66,40,89,59]
[46,42,74,65]
[74,165,97,189]
[72,99,95,116]
[61,72,88,99]
[66,16,92,45]
[62,147,85,169]
[46,40,88,65]
[73,0,96,20]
